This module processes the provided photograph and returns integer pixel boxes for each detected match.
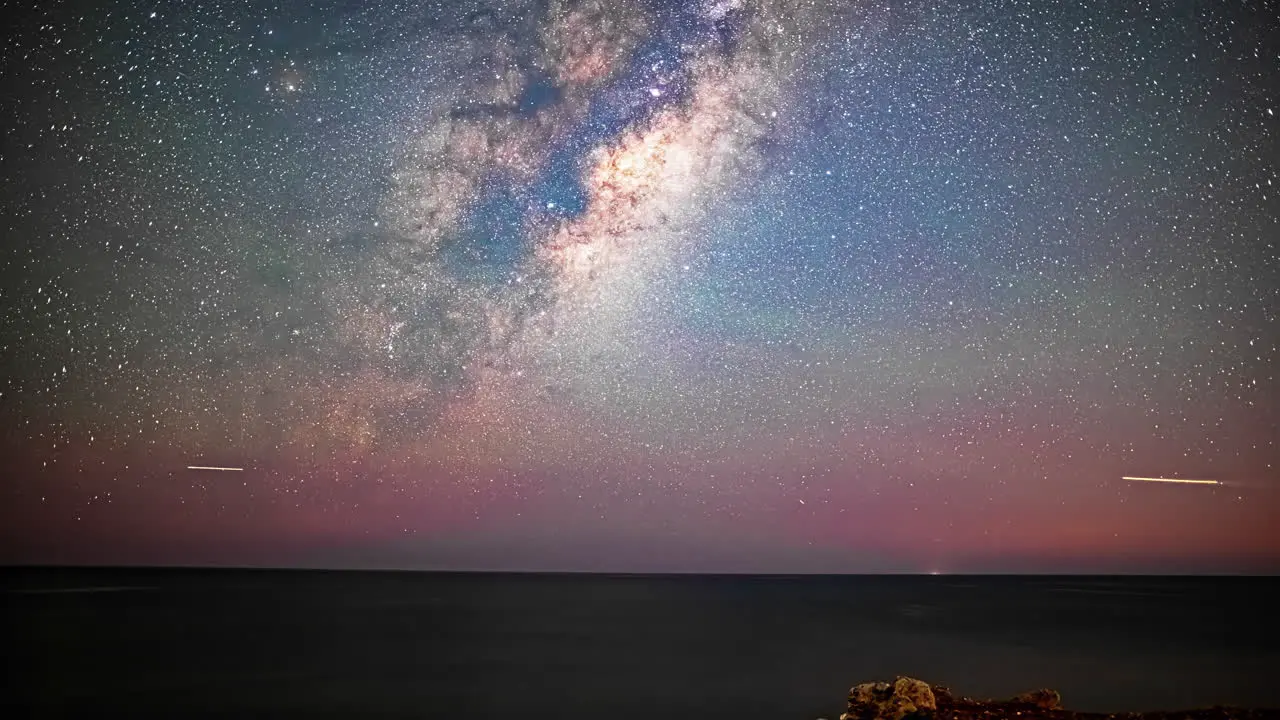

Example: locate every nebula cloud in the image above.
[300,0,839,459]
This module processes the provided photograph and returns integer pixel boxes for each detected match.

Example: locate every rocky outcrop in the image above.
[1009,688,1063,710]
[827,678,1280,720]
[842,676,936,720]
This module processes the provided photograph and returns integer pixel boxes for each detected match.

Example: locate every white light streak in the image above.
[1122,476,1219,485]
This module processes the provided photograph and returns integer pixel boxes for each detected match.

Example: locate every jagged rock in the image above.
[930,685,954,705]
[838,679,1280,720]
[1009,689,1063,710]
[841,676,937,720]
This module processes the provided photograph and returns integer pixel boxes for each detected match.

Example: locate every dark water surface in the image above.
[4,569,1278,718]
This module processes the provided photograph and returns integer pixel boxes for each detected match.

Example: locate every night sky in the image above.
[1,0,1277,573]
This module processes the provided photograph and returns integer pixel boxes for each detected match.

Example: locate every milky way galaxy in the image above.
[2,0,1278,572]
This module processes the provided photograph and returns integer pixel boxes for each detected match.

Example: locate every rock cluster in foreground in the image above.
[827,676,1280,720]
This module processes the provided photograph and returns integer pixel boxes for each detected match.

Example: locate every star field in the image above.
[1,0,1277,572]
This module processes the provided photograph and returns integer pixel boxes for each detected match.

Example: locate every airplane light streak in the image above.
[1122,476,1220,485]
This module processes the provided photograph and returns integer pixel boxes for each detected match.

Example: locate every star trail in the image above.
[1,0,1277,573]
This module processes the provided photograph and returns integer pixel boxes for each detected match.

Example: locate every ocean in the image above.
[4,569,1278,718]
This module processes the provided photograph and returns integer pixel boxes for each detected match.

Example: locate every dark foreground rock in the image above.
[829,677,1280,720]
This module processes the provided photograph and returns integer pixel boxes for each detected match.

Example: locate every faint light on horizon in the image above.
[1122,476,1220,485]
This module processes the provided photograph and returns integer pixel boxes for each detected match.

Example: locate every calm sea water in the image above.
[4,570,1278,718]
